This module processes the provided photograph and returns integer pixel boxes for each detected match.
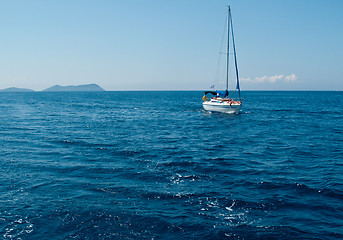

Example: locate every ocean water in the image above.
[0,91,342,239]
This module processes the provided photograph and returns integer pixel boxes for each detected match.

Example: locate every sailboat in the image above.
[203,6,242,114]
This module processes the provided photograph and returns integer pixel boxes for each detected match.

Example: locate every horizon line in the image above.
[0,89,341,92]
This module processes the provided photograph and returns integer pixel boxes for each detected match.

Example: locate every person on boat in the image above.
[222,97,232,103]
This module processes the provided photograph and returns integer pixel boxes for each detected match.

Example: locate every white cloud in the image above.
[284,73,297,82]
[241,74,298,84]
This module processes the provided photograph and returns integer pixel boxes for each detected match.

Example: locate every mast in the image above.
[226,6,230,95]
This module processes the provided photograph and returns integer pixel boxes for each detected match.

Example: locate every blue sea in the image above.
[0,91,342,239]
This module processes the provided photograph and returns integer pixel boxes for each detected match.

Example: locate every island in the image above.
[43,84,105,92]
[0,87,35,92]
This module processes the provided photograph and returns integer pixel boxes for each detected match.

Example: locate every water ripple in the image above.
[0,91,342,239]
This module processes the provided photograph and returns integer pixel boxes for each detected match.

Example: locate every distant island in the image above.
[0,87,35,92]
[0,84,105,92]
[43,84,105,92]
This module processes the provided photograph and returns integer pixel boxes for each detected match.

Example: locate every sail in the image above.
[204,90,228,98]
[230,9,241,96]
[216,90,228,98]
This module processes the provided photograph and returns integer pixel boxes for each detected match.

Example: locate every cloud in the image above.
[284,73,297,82]
[241,74,298,84]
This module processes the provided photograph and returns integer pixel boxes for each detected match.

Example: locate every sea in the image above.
[0,91,342,240]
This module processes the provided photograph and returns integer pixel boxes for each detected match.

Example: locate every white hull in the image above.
[203,101,241,114]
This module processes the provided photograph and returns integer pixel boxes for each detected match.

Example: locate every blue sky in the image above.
[0,0,342,91]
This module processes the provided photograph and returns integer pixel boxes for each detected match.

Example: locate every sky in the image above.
[0,0,342,91]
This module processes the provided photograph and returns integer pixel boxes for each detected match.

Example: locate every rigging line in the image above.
[212,13,228,88]
[219,14,228,53]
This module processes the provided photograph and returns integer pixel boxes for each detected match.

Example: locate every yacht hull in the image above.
[203,101,241,114]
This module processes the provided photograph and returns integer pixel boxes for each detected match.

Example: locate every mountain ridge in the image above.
[0,87,35,92]
[43,84,105,92]
[0,84,106,92]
